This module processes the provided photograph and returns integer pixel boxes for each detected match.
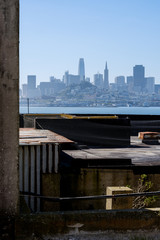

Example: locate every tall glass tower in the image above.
[78,58,85,81]
[104,62,109,89]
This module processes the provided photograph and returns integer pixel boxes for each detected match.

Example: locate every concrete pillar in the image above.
[106,186,133,210]
[0,0,19,214]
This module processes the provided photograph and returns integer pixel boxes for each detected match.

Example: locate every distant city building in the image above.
[145,77,155,93]
[63,71,80,86]
[19,88,22,98]
[39,82,53,96]
[22,84,28,98]
[85,77,90,82]
[39,77,65,97]
[26,75,41,98]
[68,74,80,86]
[155,84,160,94]
[64,71,69,86]
[27,75,36,89]
[94,73,103,88]
[50,76,65,92]
[109,83,117,91]
[133,65,145,92]
[104,62,109,89]
[78,58,85,81]
[127,76,134,85]
[127,76,134,92]
[115,76,125,85]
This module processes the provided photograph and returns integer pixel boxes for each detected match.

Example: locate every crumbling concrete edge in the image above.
[15,209,160,238]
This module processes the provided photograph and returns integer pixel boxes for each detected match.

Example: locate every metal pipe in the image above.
[20,190,160,202]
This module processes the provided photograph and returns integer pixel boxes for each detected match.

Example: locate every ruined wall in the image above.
[0,0,19,214]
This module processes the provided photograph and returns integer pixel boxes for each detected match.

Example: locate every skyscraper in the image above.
[133,65,145,92]
[78,58,85,81]
[104,62,109,89]
[27,75,36,90]
[27,75,40,98]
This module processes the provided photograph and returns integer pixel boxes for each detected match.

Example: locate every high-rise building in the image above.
[50,76,65,92]
[27,75,40,98]
[127,76,134,92]
[115,76,125,85]
[27,75,36,89]
[22,84,27,98]
[145,77,155,94]
[64,71,69,86]
[63,71,80,86]
[78,58,85,81]
[155,84,160,94]
[133,65,145,92]
[104,62,109,89]
[94,73,103,88]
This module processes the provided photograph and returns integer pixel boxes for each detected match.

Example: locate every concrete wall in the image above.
[15,210,160,239]
[0,0,19,214]
[59,169,160,210]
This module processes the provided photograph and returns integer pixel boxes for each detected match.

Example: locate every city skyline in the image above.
[21,60,155,88]
[20,0,160,85]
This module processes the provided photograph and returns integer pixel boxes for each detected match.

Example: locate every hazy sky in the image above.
[20,0,160,86]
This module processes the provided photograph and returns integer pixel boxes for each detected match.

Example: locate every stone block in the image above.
[106,186,133,210]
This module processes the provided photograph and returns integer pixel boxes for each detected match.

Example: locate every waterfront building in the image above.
[94,73,103,88]
[78,58,85,81]
[104,61,109,89]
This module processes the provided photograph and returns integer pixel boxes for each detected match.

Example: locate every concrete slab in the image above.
[62,136,160,167]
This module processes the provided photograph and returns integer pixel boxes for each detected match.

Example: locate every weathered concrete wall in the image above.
[42,174,60,211]
[15,209,160,239]
[0,0,19,214]
[60,169,160,210]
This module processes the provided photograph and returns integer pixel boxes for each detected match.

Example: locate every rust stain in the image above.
[19,128,73,145]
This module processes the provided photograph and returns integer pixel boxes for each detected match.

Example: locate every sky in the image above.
[20,0,160,86]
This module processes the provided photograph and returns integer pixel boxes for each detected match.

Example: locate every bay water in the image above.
[20,106,160,115]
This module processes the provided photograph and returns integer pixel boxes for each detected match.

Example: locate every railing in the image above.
[20,190,160,202]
